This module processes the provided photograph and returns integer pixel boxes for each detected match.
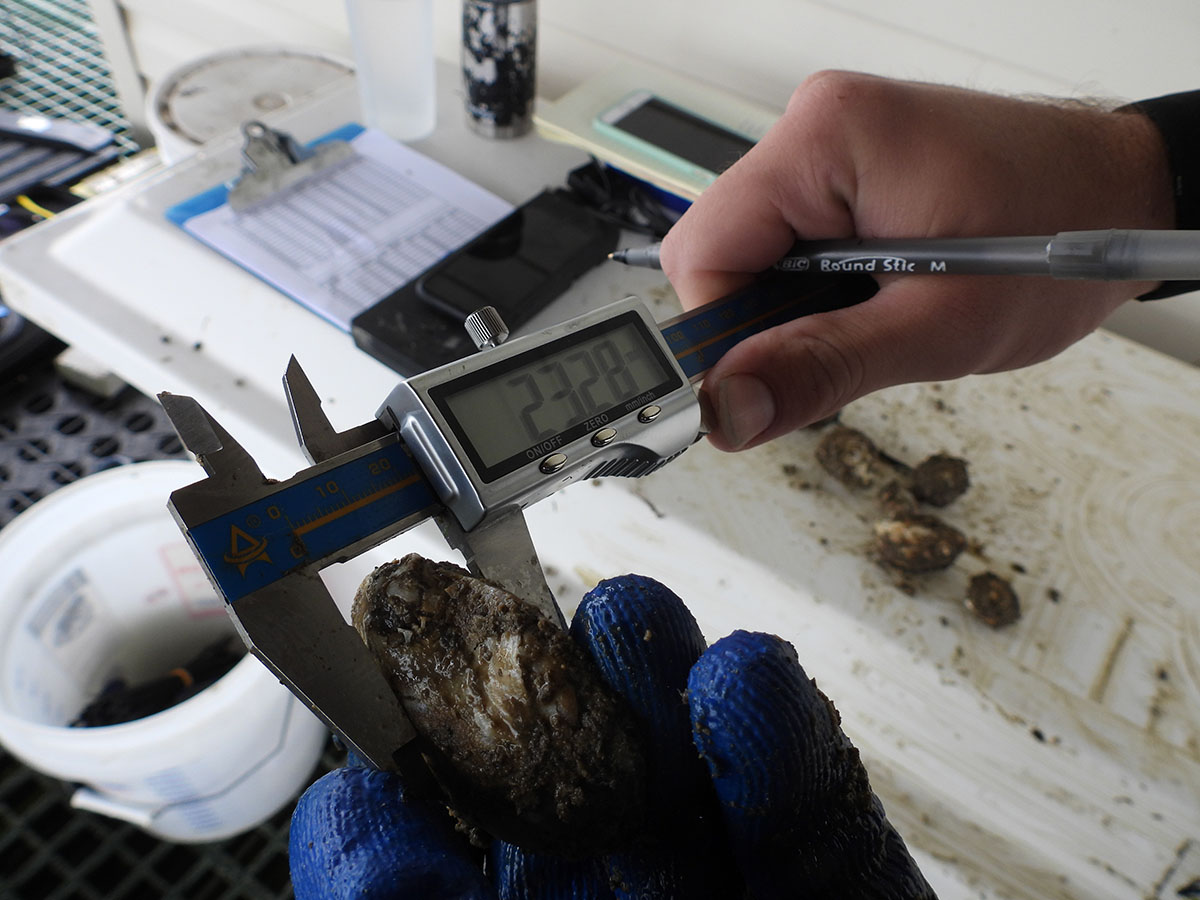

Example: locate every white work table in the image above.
[2,66,1198,899]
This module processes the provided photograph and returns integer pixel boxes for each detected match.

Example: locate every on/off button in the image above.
[539,452,567,474]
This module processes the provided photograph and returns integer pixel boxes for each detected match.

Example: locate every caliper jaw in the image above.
[434,510,566,629]
[158,392,269,498]
[157,391,424,775]
[155,357,568,775]
[283,355,390,464]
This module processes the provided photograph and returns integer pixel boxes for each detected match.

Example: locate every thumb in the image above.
[698,274,1060,451]
[289,765,494,900]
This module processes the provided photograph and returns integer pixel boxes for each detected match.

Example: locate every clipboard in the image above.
[165,121,514,332]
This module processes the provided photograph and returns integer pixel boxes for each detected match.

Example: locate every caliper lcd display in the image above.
[430,311,681,482]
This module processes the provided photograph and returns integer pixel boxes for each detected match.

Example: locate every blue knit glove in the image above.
[289,575,935,899]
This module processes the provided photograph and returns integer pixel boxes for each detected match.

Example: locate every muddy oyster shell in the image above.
[351,554,647,856]
[872,514,967,573]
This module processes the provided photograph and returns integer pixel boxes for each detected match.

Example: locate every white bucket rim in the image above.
[0,460,268,746]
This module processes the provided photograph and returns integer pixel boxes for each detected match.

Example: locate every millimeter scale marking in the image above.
[662,275,871,379]
[291,473,420,537]
[666,297,793,359]
[186,438,437,603]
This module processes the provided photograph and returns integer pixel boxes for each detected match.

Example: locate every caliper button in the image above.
[591,427,617,447]
[539,452,568,474]
[637,405,662,423]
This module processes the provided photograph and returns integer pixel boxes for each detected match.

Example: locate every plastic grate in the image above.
[0,364,189,526]
[0,736,343,900]
[0,0,141,156]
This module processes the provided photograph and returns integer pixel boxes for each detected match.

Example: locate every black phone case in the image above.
[351,189,618,376]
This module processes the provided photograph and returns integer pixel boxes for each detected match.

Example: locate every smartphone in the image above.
[352,190,618,375]
[415,189,618,321]
[594,90,757,187]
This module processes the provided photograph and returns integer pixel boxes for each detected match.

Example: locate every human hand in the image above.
[289,574,934,899]
[660,70,1174,451]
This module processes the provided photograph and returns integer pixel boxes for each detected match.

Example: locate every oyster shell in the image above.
[352,554,647,856]
[909,453,970,507]
[965,571,1021,628]
[872,514,967,573]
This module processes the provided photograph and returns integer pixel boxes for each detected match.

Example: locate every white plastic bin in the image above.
[0,461,328,843]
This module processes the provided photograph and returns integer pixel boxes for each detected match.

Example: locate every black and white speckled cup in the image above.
[462,0,537,138]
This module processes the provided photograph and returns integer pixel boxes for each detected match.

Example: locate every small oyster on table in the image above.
[352,554,647,856]
[965,571,1021,628]
[815,425,889,489]
[909,453,970,507]
[872,514,967,573]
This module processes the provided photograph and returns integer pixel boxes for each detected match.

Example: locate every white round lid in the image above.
[152,46,353,146]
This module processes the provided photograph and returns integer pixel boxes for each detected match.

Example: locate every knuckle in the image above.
[788,70,883,118]
[766,328,866,426]
[802,332,867,415]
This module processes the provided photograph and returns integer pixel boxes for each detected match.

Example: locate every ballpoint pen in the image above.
[609,229,1200,282]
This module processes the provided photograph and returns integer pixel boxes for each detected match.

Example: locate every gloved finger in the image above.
[492,574,739,899]
[569,574,708,817]
[489,842,614,900]
[478,574,715,900]
[488,815,733,900]
[289,764,495,900]
[569,574,743,899]
[687,631,935,900]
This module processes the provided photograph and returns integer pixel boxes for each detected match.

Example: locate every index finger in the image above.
[659,112,855,309]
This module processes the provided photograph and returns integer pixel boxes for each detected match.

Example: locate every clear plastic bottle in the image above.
[344,0,436,141]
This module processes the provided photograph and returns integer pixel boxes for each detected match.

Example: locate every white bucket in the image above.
[0,461,328,843]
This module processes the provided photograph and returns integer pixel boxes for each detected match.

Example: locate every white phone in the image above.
[594,90,757,187]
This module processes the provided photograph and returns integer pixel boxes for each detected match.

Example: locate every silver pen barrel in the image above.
[784,235,1052,276]
[608,229,1200,282]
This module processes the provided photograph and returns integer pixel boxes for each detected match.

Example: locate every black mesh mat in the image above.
[0,745,337,900]
[0,363,186,526]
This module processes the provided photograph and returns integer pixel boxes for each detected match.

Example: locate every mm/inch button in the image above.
[637,405,661,423]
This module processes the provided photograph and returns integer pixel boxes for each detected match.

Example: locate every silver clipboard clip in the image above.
[227,120,354,212]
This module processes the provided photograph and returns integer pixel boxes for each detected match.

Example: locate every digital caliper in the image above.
[159,270,876,774]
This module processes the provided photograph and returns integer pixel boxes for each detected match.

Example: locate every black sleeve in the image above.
[1127,90,1200,300]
